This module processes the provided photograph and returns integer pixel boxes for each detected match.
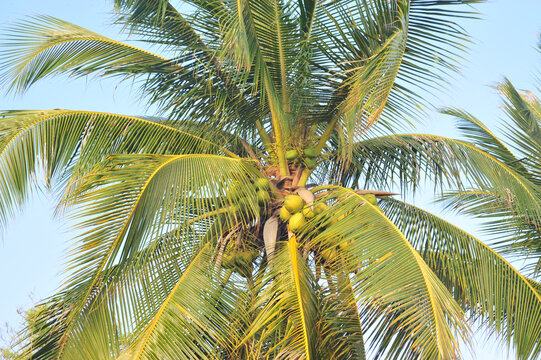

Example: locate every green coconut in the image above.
[248,249,259,262]
[315,202,328,214]
[288,212,306,232]
[284,194,304,213]
[304,146,317,158]
[254,177,270,190]
[304,157,317,169]
[280,206,292,221]
[257,190,270,205]
[222,253,235,269]
[235,251,253,268]
[285,149,299,160]
[364,194,378,206]
[302,206,315,219]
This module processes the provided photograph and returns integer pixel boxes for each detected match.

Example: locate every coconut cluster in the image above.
[227,177,271,218]
[222,245,259,277]
[279,193,328,233]
[285,145,318,169]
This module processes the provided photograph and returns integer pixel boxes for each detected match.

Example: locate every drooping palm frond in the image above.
[441,81,541,277]
[304,187,469,360]
[0,16,175,93]
[246,235,319,359]
[0,110,234,224]
[327,132,541,212]
[22,153,261,359]
[380,198,541,360]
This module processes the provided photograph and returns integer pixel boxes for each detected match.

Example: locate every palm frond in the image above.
[305,187,468,359]
[0,16,174,93]
[440,189,541,276]
[24,153,261,358]
[0,109,234,223]
[245,234,319,359]
[443,107,531,177]
[380,197,541,360]
[498,78,541,181]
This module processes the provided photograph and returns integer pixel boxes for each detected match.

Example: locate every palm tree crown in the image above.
[1,1,541,359]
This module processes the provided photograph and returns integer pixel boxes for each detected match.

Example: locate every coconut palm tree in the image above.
[1,0,541,359]
[442,76,541,278]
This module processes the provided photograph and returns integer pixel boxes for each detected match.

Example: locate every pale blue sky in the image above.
[0,1,540,358]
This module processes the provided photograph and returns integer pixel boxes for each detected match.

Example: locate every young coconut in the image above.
[302,206,315,219]
[283,195,304,213]
[304,146,317,159]
[222,253,235,269]
[315,202,328,214]
[280,206,292,221]
[285,149,299,160]
[288,212,307,232]
[255,177,270,190]
[257,190,270,205]
[304,157,317,170]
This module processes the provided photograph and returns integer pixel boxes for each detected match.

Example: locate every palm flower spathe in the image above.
[1,1,541,359]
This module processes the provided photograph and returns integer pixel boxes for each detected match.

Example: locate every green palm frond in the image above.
[498,79,541,178]
[0,16,175,93]
[380,198,541,360]
[444,107,530,176]
[305,187,469,359]
[329,133,541,214]
[0,110,234,223]
[440,189,541,275]
[25,153,260,359]
[7,1,541,359]
[313,0,478,138]
[439,79,541,277]
[246,235,319,359]
[116,244,236,360]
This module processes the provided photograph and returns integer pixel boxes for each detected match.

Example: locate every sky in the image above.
[0,0,540,359]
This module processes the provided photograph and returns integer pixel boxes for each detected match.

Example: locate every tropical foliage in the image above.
[442,75,541,278]
[1,0,541,359]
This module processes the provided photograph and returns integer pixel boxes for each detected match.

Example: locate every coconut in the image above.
[235,251,253,267]
[284,194,304,213]
[257,190,270,205]
[248,249,259,262]
[255,177,270,190]
[315,202,328,214]
[304,146,317,158]
[304,157,317,169]
[280,206,292,221]
[285,149,299,160]
[288,212,306,232]
[364,194,378,206]
[222,253,235,269]
[302,206,315,219]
